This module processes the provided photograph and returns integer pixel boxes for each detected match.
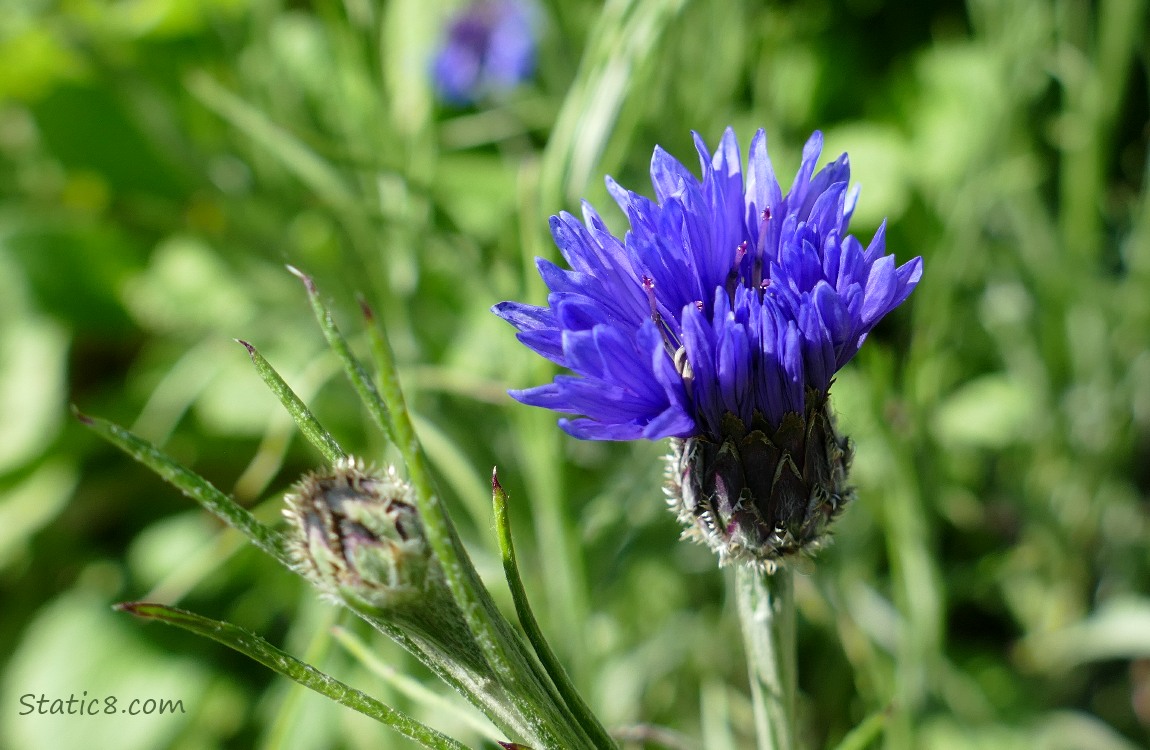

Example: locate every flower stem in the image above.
[735,564,796,750]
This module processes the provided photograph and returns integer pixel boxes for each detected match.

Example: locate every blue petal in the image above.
[549,213,600,275]
[697,128,746,292]
[561,329,606,378]
[650,145,696,204]
[861,254,897,326]
[812,281,851,351]
[559,418,645,441]
[799,153,850,221]
[641,405,697,439]
[788,130,825,204]
[510,382,577,412]
[553,293,610,330]
[894,255,924,299]
[797,300,836,392]
[516,329,565,365]
[640,320,695,427]
[536,257,587,296]
[864,220,888,263]
[805,181,848,236]
[682,301,723,434]
[492,300,554,331]
[779,322,805,413]
[717,320,752,423]
[745,129,783,253]
[843,184,860,224]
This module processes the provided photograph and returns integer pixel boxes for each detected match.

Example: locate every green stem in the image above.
[735,564,796,750]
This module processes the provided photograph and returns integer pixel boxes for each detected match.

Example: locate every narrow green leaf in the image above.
[288,266,394,445]
[492,471,617,750]
[75,409,290,566]
[829,708,888,750]
[115,602,470,750]
[357,295,415,462]
[236,339,345,464]
[1017,597,1150,670]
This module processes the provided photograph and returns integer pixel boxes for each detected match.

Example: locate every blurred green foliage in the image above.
[0,0,1147,748]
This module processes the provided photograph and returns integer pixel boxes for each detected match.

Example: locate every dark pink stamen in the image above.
[641,275,661,320]
[735,241,748,265]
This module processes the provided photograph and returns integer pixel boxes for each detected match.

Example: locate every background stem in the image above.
[736,564,796,750]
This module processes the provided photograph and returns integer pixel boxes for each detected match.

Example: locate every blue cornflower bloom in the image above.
[432,0,536,105]
[494,129,922,565]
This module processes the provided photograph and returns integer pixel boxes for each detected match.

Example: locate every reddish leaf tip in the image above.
[285,264,317,294]
[357,296,375,321]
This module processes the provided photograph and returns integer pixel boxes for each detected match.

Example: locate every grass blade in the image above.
[116,602,470,750]
[829,707,889,750]
[185,71,357,210]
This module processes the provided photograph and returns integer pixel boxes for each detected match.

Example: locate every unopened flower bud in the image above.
[666,391,854,570]
[285,459,500,684]
[284,458,435,612]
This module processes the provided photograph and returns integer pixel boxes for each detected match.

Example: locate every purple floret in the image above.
[495,129,923,441]
[432,1,536,105]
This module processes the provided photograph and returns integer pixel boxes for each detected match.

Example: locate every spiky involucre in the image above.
[665,393,854,569]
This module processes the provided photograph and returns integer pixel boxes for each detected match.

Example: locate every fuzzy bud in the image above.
[284,458,435,612]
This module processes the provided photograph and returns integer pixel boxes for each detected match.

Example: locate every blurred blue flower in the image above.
[495,129,921,442]
[432,0,536,105]
[495,129,923,563]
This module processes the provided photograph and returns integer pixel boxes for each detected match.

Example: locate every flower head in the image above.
[432,0,536,105]
[494,129,922,566]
